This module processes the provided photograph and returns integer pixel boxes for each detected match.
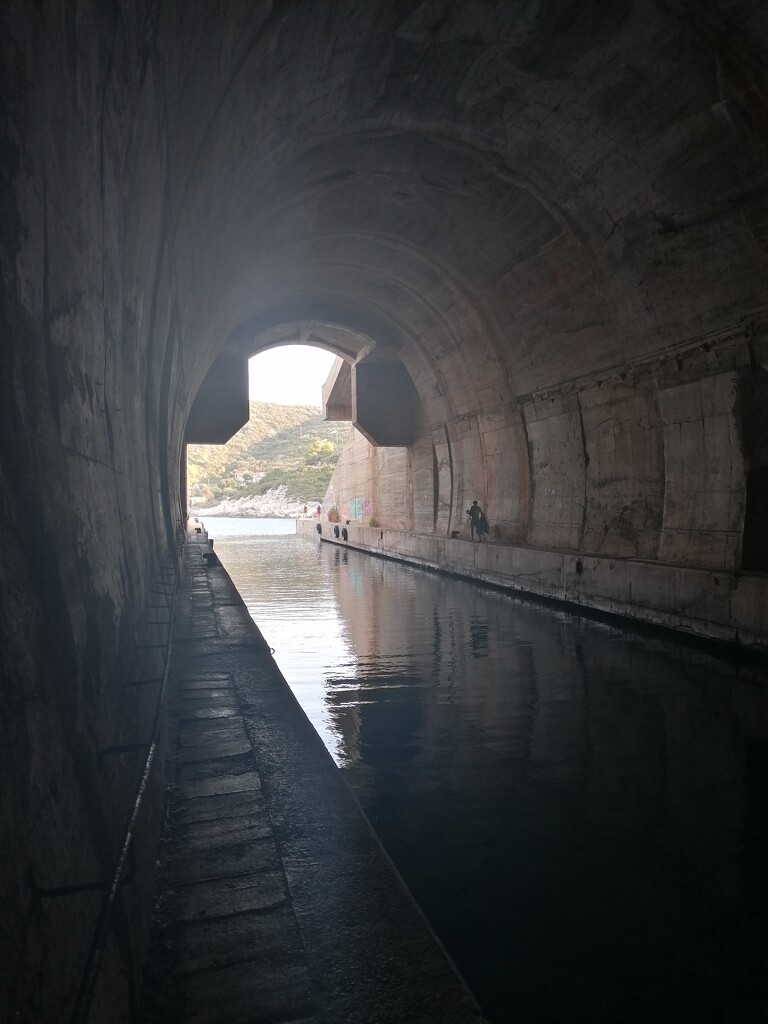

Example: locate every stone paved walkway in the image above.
[140,530,487,1024]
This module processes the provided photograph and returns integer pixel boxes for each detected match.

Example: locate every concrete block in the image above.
[176,909,303,974]
[171,838,280,884]
[177,772,264,801]
[170,869,289,923]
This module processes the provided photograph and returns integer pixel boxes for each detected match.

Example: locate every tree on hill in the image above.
[306,438,336,464]
[187,401,349,504]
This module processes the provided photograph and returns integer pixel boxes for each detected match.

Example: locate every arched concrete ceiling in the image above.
[159,0,768,430]
[228,321,378,364]
[3,7,768,1019]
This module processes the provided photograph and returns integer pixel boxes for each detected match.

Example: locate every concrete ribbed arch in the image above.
[206,236,530,506]
[219,238,501,409]
[42,0,768,557]
[175,118,599,537]
[176,128,573,401]
[167,0,767,551]
[243,321,377,364]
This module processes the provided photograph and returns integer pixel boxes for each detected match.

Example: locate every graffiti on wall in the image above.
[345,497,373,521]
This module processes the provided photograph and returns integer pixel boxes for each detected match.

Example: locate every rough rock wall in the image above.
[0,3,184,1019]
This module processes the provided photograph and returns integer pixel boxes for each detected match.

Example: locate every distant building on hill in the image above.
[232,467,266,485]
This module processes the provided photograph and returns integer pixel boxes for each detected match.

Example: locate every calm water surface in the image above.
[207,519,768,1024]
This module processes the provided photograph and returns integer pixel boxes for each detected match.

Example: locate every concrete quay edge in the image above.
[298,520,768,652]
[141,529,488,1024]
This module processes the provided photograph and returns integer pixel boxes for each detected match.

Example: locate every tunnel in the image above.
[1,2,767,1021]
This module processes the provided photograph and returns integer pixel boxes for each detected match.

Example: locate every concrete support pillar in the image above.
[185,354,249,444]
[322,357,353,421]
[352,360,421,447]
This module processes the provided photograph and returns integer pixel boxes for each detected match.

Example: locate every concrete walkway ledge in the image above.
[141,530,487,1024]
[300,520,768,651]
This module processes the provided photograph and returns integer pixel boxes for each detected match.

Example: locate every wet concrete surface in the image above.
[140,532,486,1024]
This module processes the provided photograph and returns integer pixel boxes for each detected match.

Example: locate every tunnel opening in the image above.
[186,343,345,516]
[185,312,436,532]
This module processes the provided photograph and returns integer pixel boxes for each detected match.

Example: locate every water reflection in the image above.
[214,530,768,1024]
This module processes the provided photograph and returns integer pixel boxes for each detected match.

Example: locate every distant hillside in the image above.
[187,402,349,505]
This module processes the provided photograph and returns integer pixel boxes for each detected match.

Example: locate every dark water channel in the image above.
[209,521,768,1024]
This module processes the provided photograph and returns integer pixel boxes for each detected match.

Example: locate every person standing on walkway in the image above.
[467,500,486,542]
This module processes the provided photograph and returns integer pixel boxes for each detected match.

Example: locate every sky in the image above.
[248,345,337,406]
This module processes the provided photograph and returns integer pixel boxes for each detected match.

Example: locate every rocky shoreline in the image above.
[190,486,319,519]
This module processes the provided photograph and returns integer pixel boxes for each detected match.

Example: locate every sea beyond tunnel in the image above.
[1,1,768,1020]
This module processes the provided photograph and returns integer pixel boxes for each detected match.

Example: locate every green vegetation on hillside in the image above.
[187,402,349,505]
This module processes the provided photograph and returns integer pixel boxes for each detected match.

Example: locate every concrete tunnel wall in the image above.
[1,2,767,1019]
